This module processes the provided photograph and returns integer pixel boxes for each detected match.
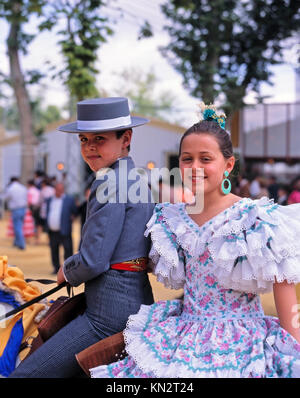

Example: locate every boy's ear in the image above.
[122,129,132,149]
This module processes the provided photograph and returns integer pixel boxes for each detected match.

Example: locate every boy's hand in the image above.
[57,266,66,285]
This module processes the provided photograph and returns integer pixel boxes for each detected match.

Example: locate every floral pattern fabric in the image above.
[90,197,300,378]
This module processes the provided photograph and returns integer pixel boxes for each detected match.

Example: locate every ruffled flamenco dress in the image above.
[90,197,300,378]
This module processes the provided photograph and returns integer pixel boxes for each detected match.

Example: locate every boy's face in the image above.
[78,130,132,172]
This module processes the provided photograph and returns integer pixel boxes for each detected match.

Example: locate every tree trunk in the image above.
[7,17,37,184]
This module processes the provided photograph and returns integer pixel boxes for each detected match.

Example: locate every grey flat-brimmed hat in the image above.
[58,97,149,133]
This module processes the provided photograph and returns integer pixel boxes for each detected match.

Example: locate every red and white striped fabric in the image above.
[6,209,35,238]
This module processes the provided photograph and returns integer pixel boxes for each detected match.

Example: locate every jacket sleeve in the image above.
[63,187,126,287]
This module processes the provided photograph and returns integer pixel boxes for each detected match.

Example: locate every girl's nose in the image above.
[191,160,203,171]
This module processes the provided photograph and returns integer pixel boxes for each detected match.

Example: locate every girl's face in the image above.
[78,130,131,172]
[179,133,234,196]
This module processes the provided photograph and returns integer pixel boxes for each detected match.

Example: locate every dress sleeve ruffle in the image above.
[208,197,300,294]
[144,204,185,290]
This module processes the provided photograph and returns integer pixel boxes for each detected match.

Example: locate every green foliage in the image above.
[0,71,10,98]
[112,67,181,124]
[40,0,114,106]
[0,0,46,52]
[138,21,153,40]
[0,102,19,130]
[0,98,62,134]
[25,69,45,85]
[0,0,46,88]
[31,99,62,136]
[160,0,300,115]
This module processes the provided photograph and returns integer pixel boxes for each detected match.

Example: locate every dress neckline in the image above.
[182,197,248,233]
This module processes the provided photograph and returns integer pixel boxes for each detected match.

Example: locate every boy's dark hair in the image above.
[179,120,233,159]
[115,128,132,152]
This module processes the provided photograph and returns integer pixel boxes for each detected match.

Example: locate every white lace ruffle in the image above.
[144,206,185,290]
[122,304,243,378]
[90,301,300,378]
[152,198,300,294]
[207,198,300,294]
[161,204,208,257]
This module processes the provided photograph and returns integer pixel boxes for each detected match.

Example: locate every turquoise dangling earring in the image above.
[221,171,231,195]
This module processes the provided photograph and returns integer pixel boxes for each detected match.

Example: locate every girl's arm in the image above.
[273,279,300,343]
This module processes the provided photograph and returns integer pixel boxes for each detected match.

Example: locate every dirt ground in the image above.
[0,211,286,316]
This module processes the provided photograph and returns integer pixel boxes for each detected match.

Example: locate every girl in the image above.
[90,103,300,378]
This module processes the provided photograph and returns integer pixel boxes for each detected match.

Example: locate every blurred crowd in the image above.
[2,170,90,274]
[157,173,300,207]
[2,169,300,272]
[233,174,300,205]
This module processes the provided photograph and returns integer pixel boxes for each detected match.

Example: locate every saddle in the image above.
[76,331,126,376]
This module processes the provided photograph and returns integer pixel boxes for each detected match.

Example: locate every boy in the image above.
[10,97,154,378]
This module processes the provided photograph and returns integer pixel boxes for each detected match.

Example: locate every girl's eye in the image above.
[202,158,210,162]
[79,137,87,143]
[182,158,192,162]
[95,136,103,140]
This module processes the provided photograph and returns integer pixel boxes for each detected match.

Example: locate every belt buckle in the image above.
[123,258,142,265]
[120,257,147,271]
[132,258,141,265]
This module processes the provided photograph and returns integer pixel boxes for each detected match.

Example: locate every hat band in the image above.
[77,115,132,131]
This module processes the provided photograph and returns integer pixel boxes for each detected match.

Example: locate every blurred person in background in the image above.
[50,176,57,186]
[33,170,45,190]
[235,174,250,198]
[256,176,269,199]
[38,178,55,237]
[249,174,261,199]
[267,176,279,203]
[4,177,27,250]
[27,179,41,244]
[277,184,289,206]
[45,182,78,274]
[287,177,300,204]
